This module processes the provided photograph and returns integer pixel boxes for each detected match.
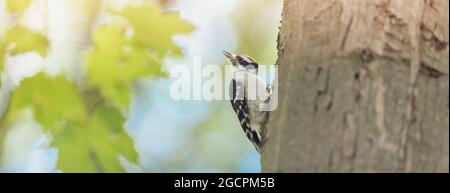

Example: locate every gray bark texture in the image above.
[262,0,449,172]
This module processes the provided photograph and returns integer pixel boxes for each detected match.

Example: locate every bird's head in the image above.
[223,51,258,74]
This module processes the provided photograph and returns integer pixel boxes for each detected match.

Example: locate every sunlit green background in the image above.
[0,0,281,172]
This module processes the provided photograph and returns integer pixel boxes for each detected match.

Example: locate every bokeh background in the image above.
[0,0,281,172]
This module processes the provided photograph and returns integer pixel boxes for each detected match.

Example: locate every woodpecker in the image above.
[223,51,272,153]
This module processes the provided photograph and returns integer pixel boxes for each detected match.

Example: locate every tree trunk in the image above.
[262,0,448,172]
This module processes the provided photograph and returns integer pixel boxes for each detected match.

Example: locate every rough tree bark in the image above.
[262,0,448,172]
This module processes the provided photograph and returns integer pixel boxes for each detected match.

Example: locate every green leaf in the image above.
[85,24,166,110]
[53,106,138,172]
[0,26,48,85]
[1,26,49,56]
[5,0,31,13]
[111,4,195,56]
[85,4,193,110]
[8,73,137,172]
[8,73,86,130]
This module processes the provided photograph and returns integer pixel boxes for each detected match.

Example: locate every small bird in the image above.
[223,51,272,153]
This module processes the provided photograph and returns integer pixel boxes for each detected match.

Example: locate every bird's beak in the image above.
[222,50,235,65]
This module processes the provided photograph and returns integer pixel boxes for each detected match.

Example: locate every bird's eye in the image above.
[237,56,246,64]
[236,55,258,70]
[238,56,253,65]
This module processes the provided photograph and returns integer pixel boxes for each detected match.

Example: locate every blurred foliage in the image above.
[0,26,49,83]
[7,73,138,172]
[232,0,280,65]
[1,1,193,172]
[53,106,138,172]
[86,4,194,110]
[0,0,48,83]
[111,5,195,56]
[5,0,31,13]
[1,26,49,57]
[7,73,86,130]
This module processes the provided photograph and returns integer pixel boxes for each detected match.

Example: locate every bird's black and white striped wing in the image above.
[229,79,262,152]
